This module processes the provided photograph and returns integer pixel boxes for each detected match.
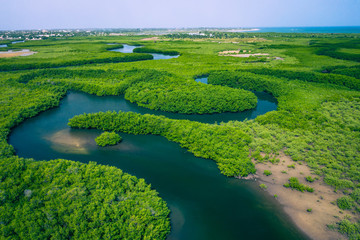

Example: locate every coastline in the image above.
[245,153,356,240]
[226,28,260,32]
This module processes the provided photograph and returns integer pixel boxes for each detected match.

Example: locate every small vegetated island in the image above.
[95,131,122,147]
[1,30,360,239]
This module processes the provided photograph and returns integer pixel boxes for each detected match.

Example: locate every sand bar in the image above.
[245,152,354,240]
[141,36,160,41]
[0,49,36,58]
[222,53,269,58]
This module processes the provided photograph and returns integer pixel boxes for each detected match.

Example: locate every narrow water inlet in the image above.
[109,44,179,60]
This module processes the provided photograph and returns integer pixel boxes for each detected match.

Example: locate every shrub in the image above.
[269,158,280,164]
[337,196,355,210]
[263,170,272,176]
[305,176,315,183]
[284,177,314,192]
[259,184,268,190]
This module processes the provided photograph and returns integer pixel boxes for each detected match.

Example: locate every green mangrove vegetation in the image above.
[95,131,122,147]
[16,68,257,114]
[124,77,257,114]
[1,31,360,239]
[133,47,179,56]
[0,40,153,71]
[0,157,170,239]
[68,111,255,177]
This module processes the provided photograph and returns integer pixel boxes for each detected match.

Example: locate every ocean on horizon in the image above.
[248,26,360,33]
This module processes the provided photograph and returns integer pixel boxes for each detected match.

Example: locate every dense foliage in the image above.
[337,196,356,210]
[0,79,67,158]
[124,77,257,114]
[313,39,360,63]
[0,54,153,71]
[16,68,257,114]
[133,47,179,56]
[332,219,360,240]
[208,68,360,91]
[95,131,122,147]
[0,157,170,239]
[68,111,256,177]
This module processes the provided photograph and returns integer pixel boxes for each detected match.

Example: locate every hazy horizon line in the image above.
[1,25,360,32]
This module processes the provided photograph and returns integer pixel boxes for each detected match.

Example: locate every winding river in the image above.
[109,44,179,60]
[9,91,309,240]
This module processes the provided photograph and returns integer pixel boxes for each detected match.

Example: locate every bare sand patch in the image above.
[141,37,160,41]
[225,53,269,58]
[218,50,269,58]
[0,49,36,58]
[44,129,137,154]
[218,50,240,54]
[248,152,355,240]
[44,129,91,154]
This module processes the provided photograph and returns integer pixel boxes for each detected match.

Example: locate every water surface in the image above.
[250,26,360,33]
[195,77,208,84]
[109,44,179,60]
[109,44,138,53]
[12,40,25,44]
[9,92,307,240]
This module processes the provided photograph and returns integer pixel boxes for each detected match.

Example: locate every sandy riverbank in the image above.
[230,53,269,57]
[141,36,160,41]
[0,49,36,58]
[247,152,356,240]
[218,50,269,58]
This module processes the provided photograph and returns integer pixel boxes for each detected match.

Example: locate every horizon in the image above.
[2,26,360,32]
[1,0,359,30]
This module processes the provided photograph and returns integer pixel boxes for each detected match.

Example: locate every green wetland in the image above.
[9,91,305,240]
[1,31,360,239]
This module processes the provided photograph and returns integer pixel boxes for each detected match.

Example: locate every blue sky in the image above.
[1,0,360,30]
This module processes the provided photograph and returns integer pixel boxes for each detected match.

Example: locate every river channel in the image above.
[109,44,179,60]
[9,90,309,240]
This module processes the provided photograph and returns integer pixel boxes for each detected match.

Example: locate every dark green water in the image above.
[9,92,308,240]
